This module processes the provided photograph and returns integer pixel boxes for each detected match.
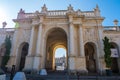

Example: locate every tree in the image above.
[103,36,112,68]
[1,35,11,67]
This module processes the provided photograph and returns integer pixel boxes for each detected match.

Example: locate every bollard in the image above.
[76,71,80,80]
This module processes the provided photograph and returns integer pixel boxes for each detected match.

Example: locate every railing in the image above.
[24,13,36,18]
[0,28,15,32]
[17,10,97,19]
[104,27,116,31]
[17,13,36,19]
[81,11,95,17]
[47,10,67,16]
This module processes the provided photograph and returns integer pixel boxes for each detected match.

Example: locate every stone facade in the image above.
[0,5,120,74]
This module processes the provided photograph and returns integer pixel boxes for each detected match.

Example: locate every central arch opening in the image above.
[55,47,67,71]
[45,28,67,71]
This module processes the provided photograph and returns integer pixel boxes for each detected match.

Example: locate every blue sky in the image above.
[55,48,66,58]
[0,0,120,28]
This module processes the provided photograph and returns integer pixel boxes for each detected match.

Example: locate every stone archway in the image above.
[84,42,96,73]
[110,42,119,73]
[45,28,67,71]
[18,42,29,71]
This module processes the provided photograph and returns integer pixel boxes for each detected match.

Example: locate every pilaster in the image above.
[33,16,44,71]
[24,25,36,70]
[28,25,36,56]
[36,23,43,57]
[96,21,105,74]
[68,15,76,57]
[79,24,85,57]
[69,57,88,74]
[23,55,34,70]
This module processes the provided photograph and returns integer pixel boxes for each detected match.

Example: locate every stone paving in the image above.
[6,71,120,80]
[26,74,120,80]
[26,71,120,80]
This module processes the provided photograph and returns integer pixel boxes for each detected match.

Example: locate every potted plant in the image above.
[0,68,6,80]
[1,36,11,69]
[103,36,112,76]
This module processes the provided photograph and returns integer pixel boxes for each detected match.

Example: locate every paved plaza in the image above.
[5,71,120,80]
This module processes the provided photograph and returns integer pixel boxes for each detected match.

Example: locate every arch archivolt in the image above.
[109,41,120,73]
[110,42,119,55]
[16,42,29,70]
[43,25,68,38]
[44,27,67,70]
[84,41,99,73]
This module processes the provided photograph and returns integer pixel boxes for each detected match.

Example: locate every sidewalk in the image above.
[26,73,120,80]
[6,71,120,80]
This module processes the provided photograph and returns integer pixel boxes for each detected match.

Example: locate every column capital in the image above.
[31,22,39,27]
[78,24,82,27]
[68,14,73,23]
[69,22,73,25]
[39,22,44,25]
[39,16,44,22]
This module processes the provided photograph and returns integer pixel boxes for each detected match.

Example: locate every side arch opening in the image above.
[84,42,97,73]
[17,42,29,71]
[110,42,119,73]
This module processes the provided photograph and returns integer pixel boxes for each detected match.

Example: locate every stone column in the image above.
[28,26,36,55]
[68,15,76,71]
[78,24,88,74]
[36,23,43,56]
[33,16,44,71]
[33,22,43,70]
[97,22,105,74]
[24,26,35,70]
[79,24,84,57]
[69,22,75,56]
[68,15,75,57]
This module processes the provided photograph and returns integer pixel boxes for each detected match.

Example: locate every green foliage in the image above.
[2,35,11,67]
[103,36,112,68]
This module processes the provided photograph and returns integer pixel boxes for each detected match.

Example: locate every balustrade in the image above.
[104,27,116,31]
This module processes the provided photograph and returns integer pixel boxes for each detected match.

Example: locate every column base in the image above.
[23,55,34,71]
[5,56,16,71]
[68,57,88,75]
[32,56,41,71]
[98,58,106,75]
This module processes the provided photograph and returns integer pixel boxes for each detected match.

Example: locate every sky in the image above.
[0,0,120,28]
[55,48,66,58]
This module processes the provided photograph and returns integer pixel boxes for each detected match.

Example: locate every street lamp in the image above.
[113,19,119,31]
[2,21,7,28]
[113,19,118,26]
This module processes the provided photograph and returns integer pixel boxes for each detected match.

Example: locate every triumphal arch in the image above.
[1,4,120,74]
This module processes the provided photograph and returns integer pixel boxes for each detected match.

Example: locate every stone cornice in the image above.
[103,30,120,34]
[13,18,32,23]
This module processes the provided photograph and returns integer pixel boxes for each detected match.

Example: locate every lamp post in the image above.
[113,19,119,31]
[2,21,7,28]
